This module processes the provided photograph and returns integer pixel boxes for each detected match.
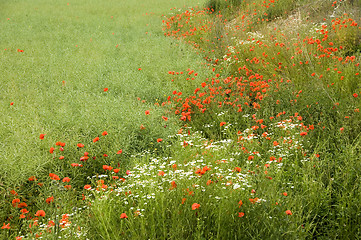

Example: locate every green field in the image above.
[1,0,361,239]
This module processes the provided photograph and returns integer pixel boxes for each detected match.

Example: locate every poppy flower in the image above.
[46,196,54,204]
[238,212,245,218]
[120,213,128,219]
[353,93,358,98]
[192,203,200,210]
[64,185,71,190]
[285,210,292,215]
[49,147,55,154]
[181,198,186,204]
[10,102,14,105]
[93,137,99,143]
[138,68,142,71]
[84,185,92,190]
[117,149,122,154]
[283,192,288,196]
[145,110,150,115]
[35,210,46,217]
[113,168,120,173]
[220,122,226,126]
[158,170,165,176]
[62,177,71,183]
[126,170,131,175]
[104,88,108,92]
[157,138,163,142]
[49,173,60,181]
[1,223,10,229]
[39,134,45,140]
[300,132,307,136]
[162,116,168,121]
[102,131,108,136]
[77,143,84,148]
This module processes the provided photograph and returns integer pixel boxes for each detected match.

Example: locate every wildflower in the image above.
[117,149,122,154]
[49,147,55,154]
[158,170,165,176]
[238,212,245,218]
[46,196,54,204]
[93,137,99,143]
[120,213,128,219]
[84,185,92,190]
[285,210,292,215]
[104,88,108,92]
[113,168,120,173]
[126,170,131,175]
[77,143,84,148]
[35,210,46,217]
[192,203,200,210]
[300,132,307,136]
[353,93,358,98]
[157,138,163,142]
[59,156,64,160]
[145,110,150,115]
[1,223,10,229]
[283,192,288,196]
[64,185,71,190]
[12,199,20,207]
[206,179,213,185]
[220,122,226,126]
[340,127,344,132]
[10,102,14,105]
[181,198,186,204]
[162,116,168,121]
[28,176,37,181]
[102,131,108,136]
[62,177,71,183]
[238,200,243,208]
[39,134,45,140]
[49,173,60,181]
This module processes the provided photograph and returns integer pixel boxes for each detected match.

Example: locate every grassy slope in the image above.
[0,0,207,186]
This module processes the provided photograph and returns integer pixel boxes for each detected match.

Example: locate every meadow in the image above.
[1,0,360,239]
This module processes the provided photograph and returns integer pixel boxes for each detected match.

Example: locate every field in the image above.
[1,0,361,239]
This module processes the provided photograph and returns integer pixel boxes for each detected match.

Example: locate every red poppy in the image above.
[64,185,71,190]
[238,212,245,218]
[120,213,128,219]
[283,192,288,196]
[49,147,55,154]
[145,110,150,115]
[113,168,120,173]
[220,122,226,126]
[49,173,60,181]
[300,132,307,136]
[158,170,165,176]
[93,137,99,143]
[62,177,71,183]
[1,223,10,229]
[10,102,14,105]
[353,93,358,98]
[192,203,200,210]
[39,134,45,140]
[104,88,108,92]
[102,131,108,136]
[285,210,292,215]
[117,149,122,154]
[162,116,168,121]
[46,196,54,204]
[84,185,92,190]
[77,143,84,148]
[157,138,163,142]
[35,210,45,217]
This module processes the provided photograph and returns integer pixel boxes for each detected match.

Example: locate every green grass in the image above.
[0,0,207,186]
